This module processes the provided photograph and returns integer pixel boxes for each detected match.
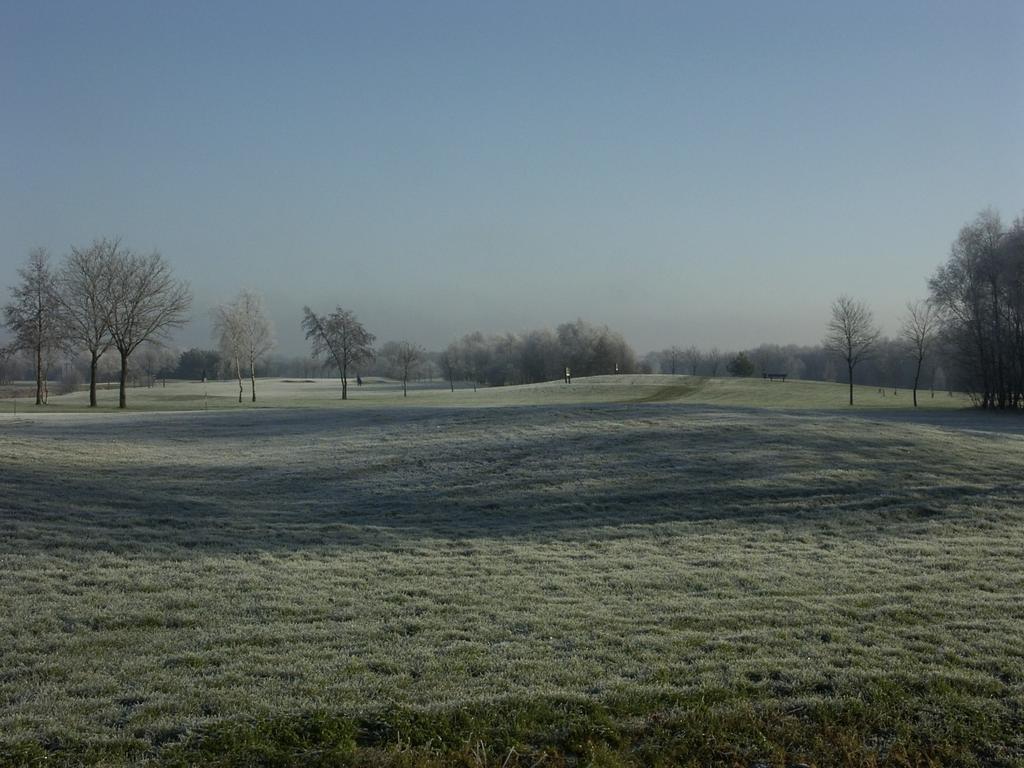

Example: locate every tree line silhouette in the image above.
[4,209,1023,409]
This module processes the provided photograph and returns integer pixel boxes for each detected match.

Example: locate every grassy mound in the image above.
[1,393,1017,765]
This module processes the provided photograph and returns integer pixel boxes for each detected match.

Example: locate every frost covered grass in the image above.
[0,373,973,413]
[0,382,1021,766]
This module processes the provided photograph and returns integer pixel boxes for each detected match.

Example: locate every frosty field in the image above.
[1,377,1022,766]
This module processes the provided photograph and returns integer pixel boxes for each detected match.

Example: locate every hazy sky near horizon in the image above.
[2,1,1022,354]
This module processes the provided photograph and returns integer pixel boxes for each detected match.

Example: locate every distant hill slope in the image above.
[4,373,970,413]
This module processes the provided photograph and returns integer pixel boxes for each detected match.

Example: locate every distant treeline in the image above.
[435,319,637,387]
[144,334,948,394]
[930,210,1024,409]
[4,209,1022,409]
[641,341,952,393]
[159,318,637,388]
[1,242,190,407]
[0,333,948,393]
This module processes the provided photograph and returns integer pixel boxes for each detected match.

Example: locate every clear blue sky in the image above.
[2,1,1022,354]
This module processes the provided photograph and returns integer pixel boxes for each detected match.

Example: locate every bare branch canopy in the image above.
[823,295,880,405]
[107,250,192,408]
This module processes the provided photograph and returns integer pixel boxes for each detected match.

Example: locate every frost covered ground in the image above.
[0,372,975,413]
[1,377,1021,766]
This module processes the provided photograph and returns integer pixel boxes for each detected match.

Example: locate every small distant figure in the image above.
[202,368,207,383]
[356,375,363,387]
[564,367,572,384]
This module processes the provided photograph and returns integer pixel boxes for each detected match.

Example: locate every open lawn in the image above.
[0,373,974,413]
[0,377,1021,766]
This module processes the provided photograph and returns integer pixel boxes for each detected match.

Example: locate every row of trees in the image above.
[436,320,637,390]
[641,332,950,404]
[821,209,1024,409]
[0,340,178,391]
[2,242,191,407]
[930,210,1024,409]
[6,209,1018,410]
[646,346,724,376]
[296,311,638,397]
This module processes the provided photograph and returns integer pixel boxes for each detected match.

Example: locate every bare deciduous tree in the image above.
[901,299,939,408]
[236,290,274,402]
[824,295,880,405]
[215,290,275,402]
[3,248,67,405]
[684,345,702,376]
[213,304,246,402]
[0,346,12,385]
[136,341,176,389]
[664,346,682,375]
[382,340,423,397]
[107,251,192,408]
[440,342,461,392]
[59,238,118,406]
[930,210,1024,408]
[707,347,723,377]
[301,307,375,400]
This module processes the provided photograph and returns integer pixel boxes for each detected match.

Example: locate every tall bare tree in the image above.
[664,345,682,375]
[59,238,118,406]
[107,251,192,408]
[214,290,274,403]
[707,347,723,377]
[3,249,67,405]
[382,340,423,397]
[684,345,703,376]
[824,295,880,405]
[236,290,274,402]
[440,342,461,392]
[213,304,245,402]
[301,307,375,400]
[930,210,1024,408]
[901,300,939,408]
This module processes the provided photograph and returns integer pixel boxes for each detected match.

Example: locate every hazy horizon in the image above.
[3,1,1022,355]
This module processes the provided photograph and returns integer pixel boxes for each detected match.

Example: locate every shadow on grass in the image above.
[4,404,1022,555]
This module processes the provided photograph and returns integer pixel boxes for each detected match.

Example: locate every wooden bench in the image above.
[762,372,788,382]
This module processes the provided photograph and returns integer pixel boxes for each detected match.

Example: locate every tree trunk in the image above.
[848,363,854,406]
[341,364,348,400]
[119,351,129,408]
[250,358,257,402]
[403,376,407,397]
[35,344,43,405]
[449,375,454,392]
[236,358,243,403]
[911,355,923,408]
[89,351,99,407]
